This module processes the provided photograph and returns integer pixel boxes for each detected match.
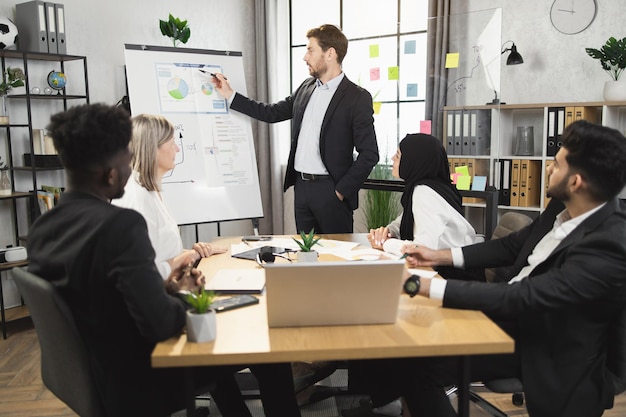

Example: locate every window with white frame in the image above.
[289,0,429,163]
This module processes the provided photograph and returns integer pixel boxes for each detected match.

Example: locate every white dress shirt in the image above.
[294,73,344,174]
[112,172,183,279]
[430,203,607,299]
[382,185,478,256]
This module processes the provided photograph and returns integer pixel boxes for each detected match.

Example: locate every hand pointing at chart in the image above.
[211,73,233,100]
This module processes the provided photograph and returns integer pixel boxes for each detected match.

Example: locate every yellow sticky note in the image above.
[373,102,382,115]
[445,53,460,68]
[388,66,399,80]
[369,44,379,58]
[455,165,470,177]
[456,175,472,190]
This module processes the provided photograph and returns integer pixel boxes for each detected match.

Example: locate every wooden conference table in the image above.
[152,234,514,417]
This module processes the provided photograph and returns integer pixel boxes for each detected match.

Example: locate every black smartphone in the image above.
[212,295,259,313]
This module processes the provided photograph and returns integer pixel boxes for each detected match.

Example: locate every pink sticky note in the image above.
[370,67,380,81]
[420,120,432,134]
[450,172,461,184]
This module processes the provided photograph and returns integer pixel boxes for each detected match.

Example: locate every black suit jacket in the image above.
[27,192,190,416]
[444,199,626,417]
[231,76,379,210]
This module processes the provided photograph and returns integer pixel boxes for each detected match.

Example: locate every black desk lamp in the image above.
[487,41,524,105]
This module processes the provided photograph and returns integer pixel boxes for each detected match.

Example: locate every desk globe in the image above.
[47,70,67,94]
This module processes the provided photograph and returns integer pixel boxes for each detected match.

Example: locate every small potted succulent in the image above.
[293,228,321,262]
[585,36,626,101]
[185,288,217,343]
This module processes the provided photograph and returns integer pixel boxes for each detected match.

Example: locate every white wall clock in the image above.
[550,0,598,35]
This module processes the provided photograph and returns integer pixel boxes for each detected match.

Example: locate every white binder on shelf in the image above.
[446,112,455,154]
[44,2,57,53]
[15,0,49,53]
[54,3,66,54]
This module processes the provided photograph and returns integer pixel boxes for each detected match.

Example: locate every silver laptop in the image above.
[264,260,405,327]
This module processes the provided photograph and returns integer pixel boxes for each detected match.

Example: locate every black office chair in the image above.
[12,267,107,417]
[445,212,533,416]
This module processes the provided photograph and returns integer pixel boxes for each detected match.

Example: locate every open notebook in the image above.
[264,260,405,327]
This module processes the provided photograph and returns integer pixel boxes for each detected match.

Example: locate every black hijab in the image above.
[398,133,464,241]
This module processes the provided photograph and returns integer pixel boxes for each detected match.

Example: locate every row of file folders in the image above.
[445,109,491,156]
[495,159,543,208]
[15,1,67,54]
[546,106,598,156]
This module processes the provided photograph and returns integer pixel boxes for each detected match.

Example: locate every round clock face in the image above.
[550,0,597,35]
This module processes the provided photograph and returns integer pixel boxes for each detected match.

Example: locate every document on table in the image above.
[205,269,266,294]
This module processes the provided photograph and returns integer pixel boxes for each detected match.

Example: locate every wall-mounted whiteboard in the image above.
[124,44,263,225]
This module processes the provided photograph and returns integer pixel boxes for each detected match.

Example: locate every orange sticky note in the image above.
[445,53,460,68]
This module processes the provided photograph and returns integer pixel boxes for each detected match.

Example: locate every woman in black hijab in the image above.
[368,133,477,255]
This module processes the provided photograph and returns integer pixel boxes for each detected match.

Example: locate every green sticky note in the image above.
[388,66,399,80]
[456,175,472,190]
[455,166,470,176]
[369,44,379,58]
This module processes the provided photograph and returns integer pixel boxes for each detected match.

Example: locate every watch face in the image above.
[404,276,420,297]
[550,0,597,35]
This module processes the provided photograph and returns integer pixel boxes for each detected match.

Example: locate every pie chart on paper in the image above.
[167,77,189,99]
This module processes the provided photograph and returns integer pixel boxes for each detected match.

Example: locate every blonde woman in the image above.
[113,114,225,279]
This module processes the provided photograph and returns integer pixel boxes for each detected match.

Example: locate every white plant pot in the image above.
[297,250,318,262]
[603,80,626,102]
[186,309,217,343]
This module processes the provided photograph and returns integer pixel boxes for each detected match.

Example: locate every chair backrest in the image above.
[607,304,626,395]
[12,268,107,417]
[485,212,533,282]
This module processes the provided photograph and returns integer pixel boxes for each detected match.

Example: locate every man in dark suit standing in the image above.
[346,120,626,417]
[213,24,379,234]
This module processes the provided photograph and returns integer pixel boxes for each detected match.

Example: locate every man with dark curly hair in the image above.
[27,103,300,417]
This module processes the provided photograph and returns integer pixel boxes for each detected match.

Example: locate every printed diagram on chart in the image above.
[155,62,228,114]
[162,118,255,188]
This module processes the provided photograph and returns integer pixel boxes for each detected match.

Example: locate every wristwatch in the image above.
[403,274,421,298]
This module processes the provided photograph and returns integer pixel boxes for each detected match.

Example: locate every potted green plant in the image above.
[0,66,25,124]
[159,14,191,47]
[0,156,11,195]
[185,288,217,343]
[363,162,401,231]
[293,228,321,262]
[585,36,626,102]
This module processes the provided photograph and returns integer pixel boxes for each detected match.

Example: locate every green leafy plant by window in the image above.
[585,36,626,81]
[185,288,215,314]
[159,14,191,47]
[364,163,401,230]
[293,228,321,252]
